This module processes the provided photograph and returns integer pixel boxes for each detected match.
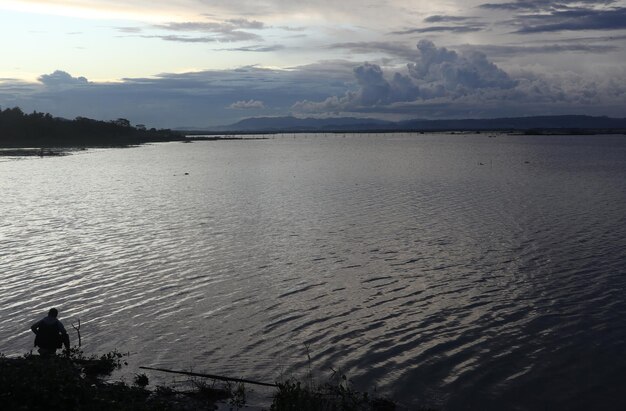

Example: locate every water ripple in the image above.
[2,135,626,410]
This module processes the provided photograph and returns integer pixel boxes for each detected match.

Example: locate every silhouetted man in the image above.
[31,308,70,357]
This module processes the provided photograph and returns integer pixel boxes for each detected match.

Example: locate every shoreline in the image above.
[1,350,406,410]
[1,129,624,157]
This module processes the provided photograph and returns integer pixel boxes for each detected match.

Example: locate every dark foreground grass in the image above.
[0,349,228,410]
[271,369,436,411]
[1,349,433,410]
[271,376,396,411]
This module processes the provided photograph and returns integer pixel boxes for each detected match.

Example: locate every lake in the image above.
[2,133,626,410]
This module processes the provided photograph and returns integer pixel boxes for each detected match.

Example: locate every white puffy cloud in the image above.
[408,40,516,90]
[37,70,89,87]
[293,40,626,119]
[294,40,517,113]
[228,99,265,109]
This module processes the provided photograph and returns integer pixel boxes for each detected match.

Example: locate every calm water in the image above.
[2,133,626,410]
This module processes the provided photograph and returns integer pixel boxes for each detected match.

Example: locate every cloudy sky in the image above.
[1,0,625,127]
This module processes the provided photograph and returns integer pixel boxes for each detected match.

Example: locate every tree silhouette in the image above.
[0,107,182,148]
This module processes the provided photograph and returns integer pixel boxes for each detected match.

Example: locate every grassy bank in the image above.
[0,349,229,410]
[0,348,427,410]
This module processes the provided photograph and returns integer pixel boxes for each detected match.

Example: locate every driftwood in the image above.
[139,366,277,388]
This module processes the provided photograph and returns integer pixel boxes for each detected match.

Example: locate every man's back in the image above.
[33,317,64,349]
[31,308,70,356]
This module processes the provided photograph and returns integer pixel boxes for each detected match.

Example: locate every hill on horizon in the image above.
[186,114,626,134]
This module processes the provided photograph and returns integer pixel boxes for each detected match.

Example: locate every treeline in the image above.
[0,107,183,147]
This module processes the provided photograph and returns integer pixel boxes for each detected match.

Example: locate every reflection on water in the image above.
[1,134,626,410]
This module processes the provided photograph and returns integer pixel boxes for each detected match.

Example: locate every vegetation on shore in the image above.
[0,348,424,410]
[0,349,231,410]
[0,106,182,148]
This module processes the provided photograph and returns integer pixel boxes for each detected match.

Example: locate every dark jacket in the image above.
[31,316,69,349]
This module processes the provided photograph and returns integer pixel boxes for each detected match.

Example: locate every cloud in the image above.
[155,20,264,32]
[294,40,516,113]
[477,1,626,34]
[326,42,419,60]
[292,63,422,113]
[0,65,354,128]
[225,18,265,29]
[142,18,267,42]
[292,39,626,119]
[2,42,625,130]
[295,67,626,119]
[408,40,516,90]
[391,25,485,34]
[480,1,618,11]
[458,43,620,57]
[116,26,143,33]
[228,99,266,109]
[515,7,626,33]
[140,34,218,43]
[277,25,307,32]
[390,14,486,36]
[37,70,89,87]
[424,15,473,23]
[217,44,285,52]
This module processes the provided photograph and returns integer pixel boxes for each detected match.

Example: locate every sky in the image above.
[0,0,625,128]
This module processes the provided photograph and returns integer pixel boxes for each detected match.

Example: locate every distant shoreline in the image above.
[2,107,624,151]
[2,129,624,157]
[0,137,266,157]
[183,128,626,136]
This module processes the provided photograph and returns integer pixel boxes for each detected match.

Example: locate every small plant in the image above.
[271,374,396,411]
[225,380,247,410]
[154,384,176,397]
[70,348,128,378]
[133,373,149,388]
[188,375,230,405]
[271,346,399,411]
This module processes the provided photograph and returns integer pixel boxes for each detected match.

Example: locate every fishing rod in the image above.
[138,366,278,388]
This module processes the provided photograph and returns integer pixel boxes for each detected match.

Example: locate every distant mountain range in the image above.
[186,115,626,134]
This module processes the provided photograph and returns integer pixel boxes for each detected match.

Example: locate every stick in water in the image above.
[139,366,277,387]
[71,318,81,347]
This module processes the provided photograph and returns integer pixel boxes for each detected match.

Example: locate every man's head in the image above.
[48,308,58,318]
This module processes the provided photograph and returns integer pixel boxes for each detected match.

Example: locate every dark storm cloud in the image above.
[477,1,626,34]
[515,7,626,33]
[458,43,620,56]
[390,14,486,35]
[480,0,617,11]
[544,33,626,42]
